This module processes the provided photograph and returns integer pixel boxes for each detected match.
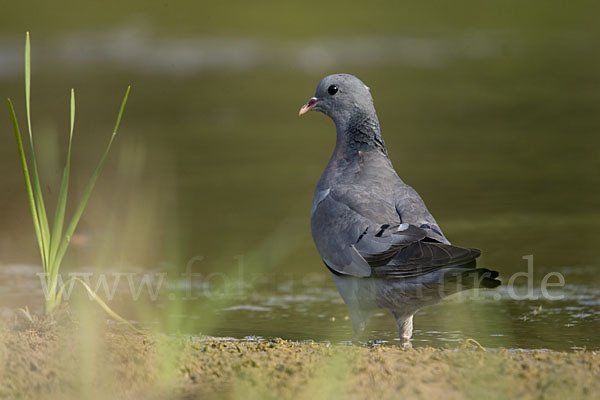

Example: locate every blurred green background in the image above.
[0,0,599,347]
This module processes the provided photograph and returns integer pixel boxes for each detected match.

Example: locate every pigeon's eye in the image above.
[327,85,338,95]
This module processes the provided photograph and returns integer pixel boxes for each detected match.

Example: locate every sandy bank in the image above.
[0,310,598,399]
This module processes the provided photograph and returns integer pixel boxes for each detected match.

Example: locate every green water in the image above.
[0,0,598,349]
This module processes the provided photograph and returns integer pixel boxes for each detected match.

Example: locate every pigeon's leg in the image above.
[392,311,414,348]
[348,309,370,343]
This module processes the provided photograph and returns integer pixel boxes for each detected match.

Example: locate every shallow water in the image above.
[161,281,600,352]
[2,264,598,351]
[0,14,599,351]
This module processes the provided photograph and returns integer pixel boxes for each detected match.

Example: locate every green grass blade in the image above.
[56,277,142,334]
[54,86,130,270]
[24,32,32,137]
[24,32,51,269]
[8,99,45,264]
[69,88,75,139]
[112,85,130,136]
[49,89,76,269]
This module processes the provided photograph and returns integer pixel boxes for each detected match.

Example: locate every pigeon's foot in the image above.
[392,311,414,344]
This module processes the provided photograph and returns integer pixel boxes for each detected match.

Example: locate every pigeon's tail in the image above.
[443,267,501,290]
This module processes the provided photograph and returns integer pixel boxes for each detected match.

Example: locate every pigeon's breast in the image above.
[311,184,400,226]
[311,188,331,215]
[312,152,400,222]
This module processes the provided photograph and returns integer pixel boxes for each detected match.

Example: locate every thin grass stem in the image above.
[7,99,44,263]
[53,86,130,273]
[56,277,142,334]
[24,32,51,271]
[48,89,75,270]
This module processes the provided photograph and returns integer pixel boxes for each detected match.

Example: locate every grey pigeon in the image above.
[299,73,500,345]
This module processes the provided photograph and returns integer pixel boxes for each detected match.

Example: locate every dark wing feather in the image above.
[370,242,481,279]
[353,222,481,279]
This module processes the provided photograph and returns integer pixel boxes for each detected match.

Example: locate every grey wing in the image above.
[311,188,479,279]
[393,183,450,244]
[310,188,424,277]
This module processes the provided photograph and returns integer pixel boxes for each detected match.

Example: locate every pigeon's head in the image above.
[299,74,375,127]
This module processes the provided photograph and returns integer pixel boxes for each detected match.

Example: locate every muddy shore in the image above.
[0,310,598,400]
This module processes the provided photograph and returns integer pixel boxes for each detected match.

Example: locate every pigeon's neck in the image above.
[335,112,387,158]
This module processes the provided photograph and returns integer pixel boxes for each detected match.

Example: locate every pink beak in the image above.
[298,97,319,116]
